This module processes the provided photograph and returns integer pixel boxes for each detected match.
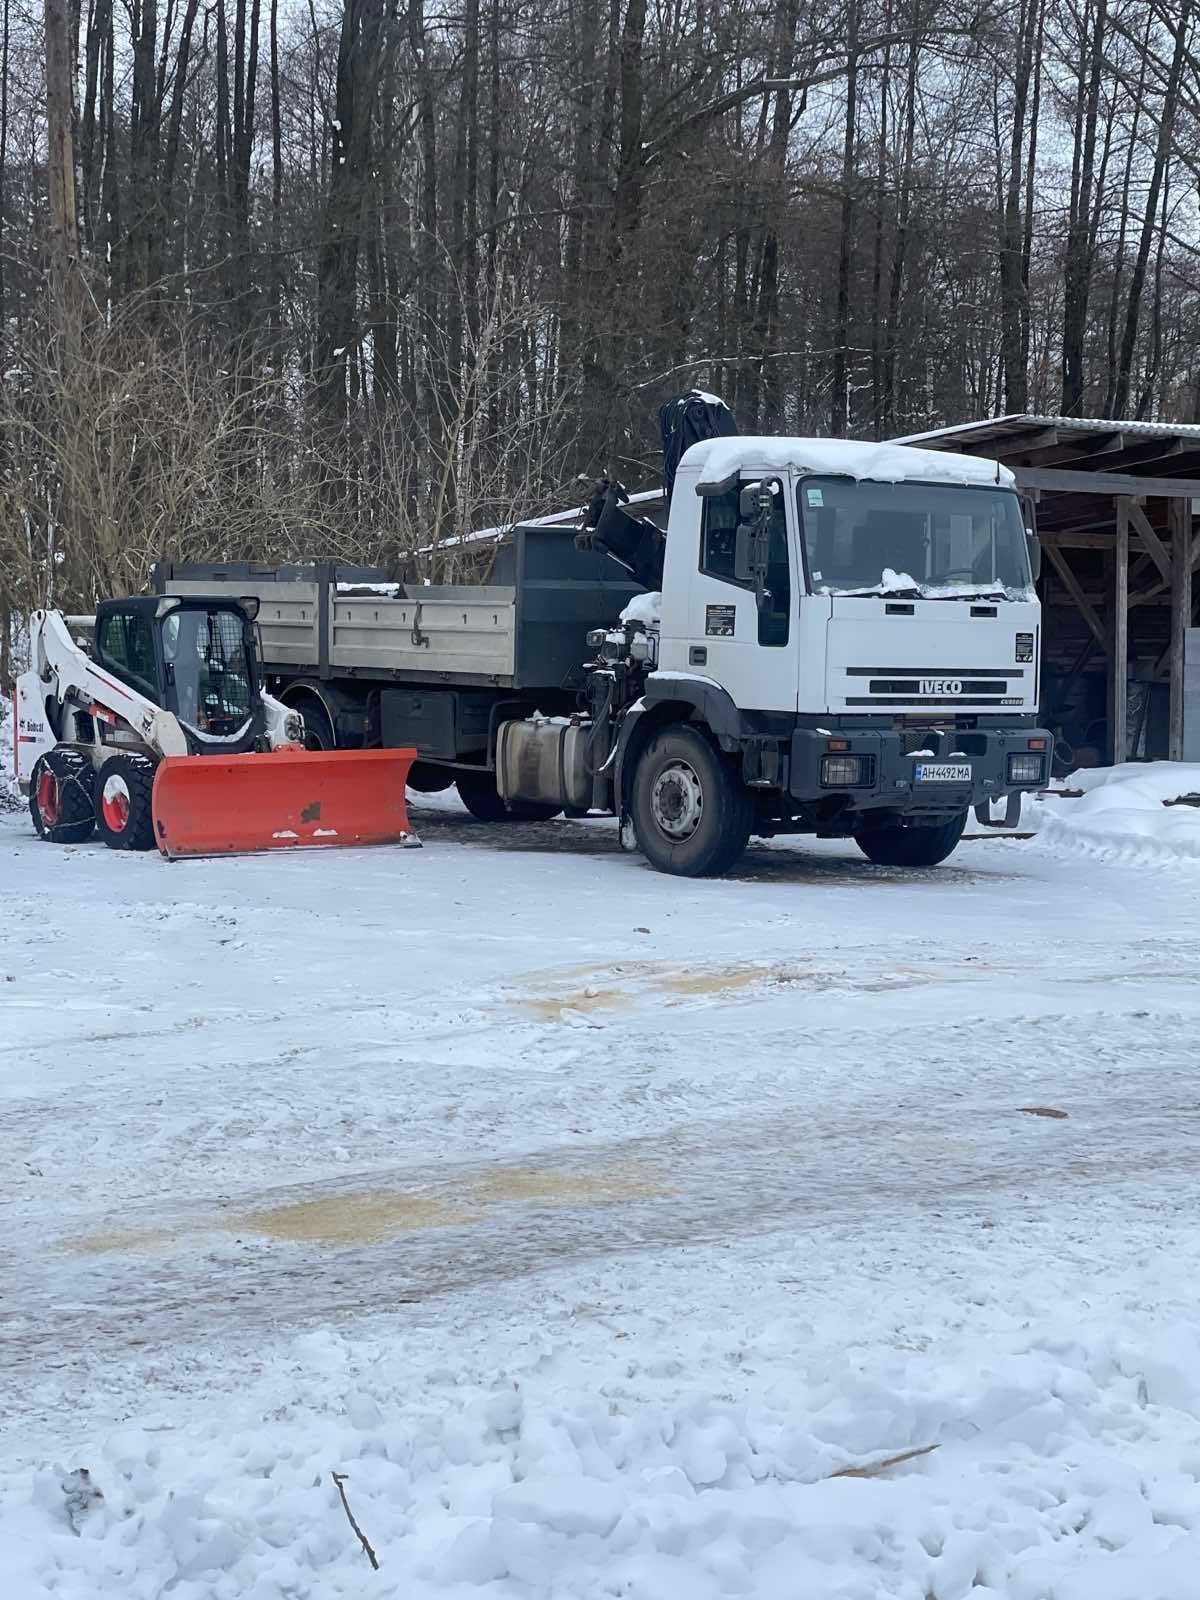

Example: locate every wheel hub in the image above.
[650,759,704,840]
[102,773,131,833]
[37,769,61,827]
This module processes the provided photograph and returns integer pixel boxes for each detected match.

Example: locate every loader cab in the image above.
[94,596,264,752]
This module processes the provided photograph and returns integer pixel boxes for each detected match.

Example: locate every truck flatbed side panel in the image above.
[330,588,516,679]
[162,576,322,671]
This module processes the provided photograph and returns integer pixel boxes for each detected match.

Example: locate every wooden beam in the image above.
[1111,500,1129,762]
[1017,431,1125,467]
[1169,498,1192,760]
[1045,544,1108,651]
[1126,500,1173,584]
[1015,466,1200,499]
[1040,529,1152,551]
[962,426,1060,457]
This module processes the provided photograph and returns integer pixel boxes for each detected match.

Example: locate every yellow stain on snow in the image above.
[64,1160,671,1254]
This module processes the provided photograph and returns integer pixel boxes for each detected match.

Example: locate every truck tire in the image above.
[406,761,456,794]
[456,769,561,822]
[95,753,157,851]
[854,809,968,868]
[299,699,335,751]
[29,749,96,844]
[631,723,751,877]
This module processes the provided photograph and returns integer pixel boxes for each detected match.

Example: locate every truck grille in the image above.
[843,666,1025,707]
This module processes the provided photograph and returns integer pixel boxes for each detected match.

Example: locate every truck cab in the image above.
[596,437,1052,872]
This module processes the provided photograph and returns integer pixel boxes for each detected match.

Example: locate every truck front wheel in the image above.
[631,723,751,877]
[854,809,968,868]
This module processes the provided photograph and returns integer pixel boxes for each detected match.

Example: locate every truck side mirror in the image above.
[739,484,761,522]
[1025,528,1041,582]
[735,524,772,609]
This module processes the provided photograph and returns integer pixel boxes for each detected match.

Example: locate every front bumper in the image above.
[788,725,1052,814]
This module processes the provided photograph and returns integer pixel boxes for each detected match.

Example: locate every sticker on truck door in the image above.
[705,604,736,637]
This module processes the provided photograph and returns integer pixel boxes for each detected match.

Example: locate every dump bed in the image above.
[155,526,642,692]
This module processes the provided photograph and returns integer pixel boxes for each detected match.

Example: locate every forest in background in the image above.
[0,0,1198,648]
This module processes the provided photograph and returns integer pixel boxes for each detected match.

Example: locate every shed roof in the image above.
[890,415,1200,541]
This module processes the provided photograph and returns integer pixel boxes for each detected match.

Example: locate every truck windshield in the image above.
[161,608,253,736]
[798,477,1033,599]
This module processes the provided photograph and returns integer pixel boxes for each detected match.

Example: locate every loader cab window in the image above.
[97,610,158,701]
[162,608,253,735]
[700,483,791,646]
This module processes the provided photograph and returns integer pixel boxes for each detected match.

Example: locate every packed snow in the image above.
[3,775,1200,1598]
[824,568,1036,602]
[687,436,1017,492]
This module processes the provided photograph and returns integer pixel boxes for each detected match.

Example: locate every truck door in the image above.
[687,478,799,713]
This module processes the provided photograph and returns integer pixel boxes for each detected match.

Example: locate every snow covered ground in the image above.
[4,778,1200,1598]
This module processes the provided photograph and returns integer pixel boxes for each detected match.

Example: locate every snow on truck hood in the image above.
[684,435,1017,492]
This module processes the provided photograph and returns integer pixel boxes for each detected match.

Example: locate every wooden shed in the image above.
[894,416,1200,766]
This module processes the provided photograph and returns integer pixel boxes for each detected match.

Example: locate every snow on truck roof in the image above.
[684,435,1017,492]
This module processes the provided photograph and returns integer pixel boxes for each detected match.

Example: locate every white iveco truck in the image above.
[158,435,1051,876]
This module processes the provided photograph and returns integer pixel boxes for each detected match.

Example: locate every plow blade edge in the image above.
[151,748,420,859]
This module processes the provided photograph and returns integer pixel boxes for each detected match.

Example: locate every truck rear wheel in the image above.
[95,753,157,851]
[456,769,561,822]
[29,749,96,844]
[631,723,751,877]
[406,761,456,794]
[298,699,335,751]
[854,809,968,868]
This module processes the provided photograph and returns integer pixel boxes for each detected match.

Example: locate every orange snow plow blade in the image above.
[151,748,420,860]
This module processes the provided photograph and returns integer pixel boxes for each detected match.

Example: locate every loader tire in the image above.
[854,809,967,868]
[29,749,96,844]
[456,769,561,822]
[95,753,157,852]
[631,723,751,877]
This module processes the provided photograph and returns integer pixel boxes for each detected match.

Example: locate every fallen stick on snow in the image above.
[331,1471,380,1570]
[830,1442,939,1479]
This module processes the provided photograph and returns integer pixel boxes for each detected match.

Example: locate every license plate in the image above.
[915,763,972,783]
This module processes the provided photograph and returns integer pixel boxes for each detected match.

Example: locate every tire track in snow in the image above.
[6,1036,1200,1385]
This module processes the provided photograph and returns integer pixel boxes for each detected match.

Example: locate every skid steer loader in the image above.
[13,597,418,859]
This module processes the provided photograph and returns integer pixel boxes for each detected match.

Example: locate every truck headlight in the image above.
[821,754,871,787]
[285,712,304,742]
[1006,752,1044,785]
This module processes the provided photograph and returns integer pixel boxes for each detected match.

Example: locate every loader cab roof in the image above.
[96,595,257,622]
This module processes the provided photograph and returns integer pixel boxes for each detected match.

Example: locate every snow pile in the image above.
[1031,762,1200,866]
[689,435,1016,492]
[0,692,21,814]
[620,591,662,627]
[6,1314,1200,1598]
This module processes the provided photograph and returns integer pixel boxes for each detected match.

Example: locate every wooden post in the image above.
[1169,495,1193,760]
[1112,498,1129,763]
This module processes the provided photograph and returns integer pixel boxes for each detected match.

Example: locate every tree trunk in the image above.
[1113,0,1186,417]
[1060,0,1107,415]
[831,0,860,436]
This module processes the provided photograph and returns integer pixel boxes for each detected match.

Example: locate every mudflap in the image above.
[151,748,420,860]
